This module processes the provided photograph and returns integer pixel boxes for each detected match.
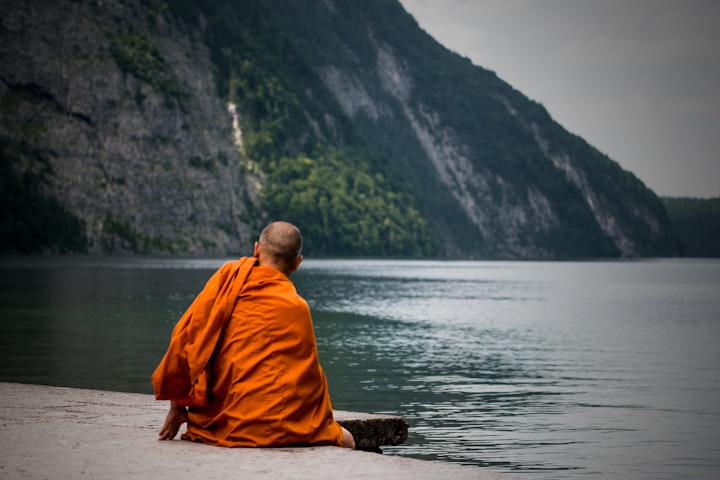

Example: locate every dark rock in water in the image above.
[335,410,409,452]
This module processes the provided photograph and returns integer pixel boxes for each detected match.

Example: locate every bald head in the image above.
[255,222,303,275]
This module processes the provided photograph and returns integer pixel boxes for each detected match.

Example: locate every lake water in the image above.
[1,257,718,479]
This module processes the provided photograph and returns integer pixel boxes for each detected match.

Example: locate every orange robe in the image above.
[151,257,342,447]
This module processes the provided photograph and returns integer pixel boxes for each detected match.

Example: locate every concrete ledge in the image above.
[0,382,519,480]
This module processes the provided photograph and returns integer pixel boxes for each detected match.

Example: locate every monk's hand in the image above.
[158,401,188,441]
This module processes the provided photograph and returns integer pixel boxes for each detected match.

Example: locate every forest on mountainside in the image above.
[662,197,720,257]
[1,0,701,257]
[152,0,435,256]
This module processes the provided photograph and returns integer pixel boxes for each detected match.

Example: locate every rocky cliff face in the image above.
[1,0,258,254]
[267,0,677,258]
[1,0,678,257]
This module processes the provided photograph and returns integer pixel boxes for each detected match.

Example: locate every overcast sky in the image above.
[398,0,719,198]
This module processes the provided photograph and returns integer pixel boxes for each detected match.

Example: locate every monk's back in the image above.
[183,265,342,447]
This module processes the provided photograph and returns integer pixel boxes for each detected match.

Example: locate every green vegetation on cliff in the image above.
[662,197,720,257]
[0,143,87,254]
[157,0,434,256]
[262,148,431,256]
[260,0,678,258]
[110,28,187,109]
[0,0,685,257]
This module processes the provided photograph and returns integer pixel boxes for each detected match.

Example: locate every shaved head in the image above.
[258,221,303,271]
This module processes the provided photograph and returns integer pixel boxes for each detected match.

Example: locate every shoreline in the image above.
[0,382,519,479]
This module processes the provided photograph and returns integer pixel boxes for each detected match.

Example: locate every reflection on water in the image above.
[295,259,720,478]
[1,257,719,479]
[0,257,220,392]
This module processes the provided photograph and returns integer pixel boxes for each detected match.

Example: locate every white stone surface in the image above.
[0,382,518,479]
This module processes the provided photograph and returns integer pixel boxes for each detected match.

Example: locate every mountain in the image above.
[662,197,720,257]
[0,0,678,258]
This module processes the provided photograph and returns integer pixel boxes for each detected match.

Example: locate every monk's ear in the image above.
[253,241,261,258]
[290,255,303,272]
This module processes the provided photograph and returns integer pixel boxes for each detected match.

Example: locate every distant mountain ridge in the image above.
[662,197,720,257]
[1,0,679,257]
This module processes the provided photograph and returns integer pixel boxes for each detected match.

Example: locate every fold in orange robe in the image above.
[151,257,342,447]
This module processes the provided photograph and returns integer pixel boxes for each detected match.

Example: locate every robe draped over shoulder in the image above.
[151,258,342,447]
[151,257,255,407]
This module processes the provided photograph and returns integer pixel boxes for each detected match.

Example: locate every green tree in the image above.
[262,149,432,256]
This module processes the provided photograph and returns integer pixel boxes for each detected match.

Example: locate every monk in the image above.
[151,221,355,449]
